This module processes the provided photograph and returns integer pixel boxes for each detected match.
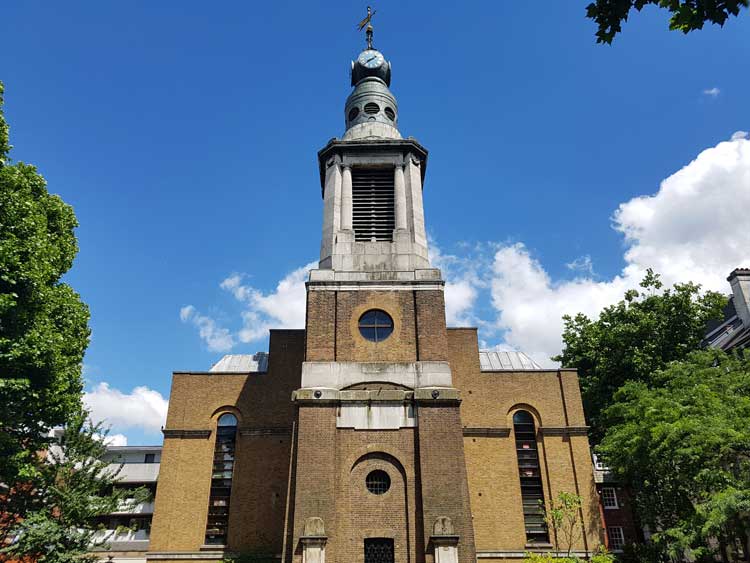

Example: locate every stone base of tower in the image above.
[287,392,476,563]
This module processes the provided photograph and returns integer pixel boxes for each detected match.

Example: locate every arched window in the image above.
[513,410,549,544]
[205,413,238,546]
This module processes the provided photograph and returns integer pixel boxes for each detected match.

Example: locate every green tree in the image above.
[586,0,748,43]
[598,350,750,562]
[0,80,91,485]
[1,412,149,563]
[545,491,584,557]
[0,82,142,561]
[554,270,726,439]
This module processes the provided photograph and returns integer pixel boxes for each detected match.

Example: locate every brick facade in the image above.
[148,292,603,563]
[147,42,603,563]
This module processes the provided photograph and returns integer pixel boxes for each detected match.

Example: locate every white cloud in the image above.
[84,382,168,435]
[565,255,595,276]
[612,133,750,291]
[179,305,235,352]
[429,240,481,325]
[487,133,750,365]
[731,131,749,141]
[222,262,316,343]
[490,244,631,366]
[703,87,720,97]
[179,132,749,368]
[102,433,128,446]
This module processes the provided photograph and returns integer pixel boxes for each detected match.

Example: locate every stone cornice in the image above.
[538,426,589,437]
[161,429,211,439]
[317,138,428,194]
[462,427,511,438]
[239,426,292,437]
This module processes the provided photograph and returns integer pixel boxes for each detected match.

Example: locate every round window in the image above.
[358,309,394,342]
[348,107,360,121]
[384,107,396,121]
[366,470,391,495]
[364,102,380,115]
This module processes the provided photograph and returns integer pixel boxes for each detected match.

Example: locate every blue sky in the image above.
[1,2,748,445]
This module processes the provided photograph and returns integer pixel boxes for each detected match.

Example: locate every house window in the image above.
[352,167,395,242]
[204,413,238,546]
[144,453,156,464]
[601,487,618,509]
[513,410,549,544]
[608,526,625,550]
[364,538,394,563]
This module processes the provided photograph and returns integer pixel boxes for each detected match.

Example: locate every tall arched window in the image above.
[205,413,238,546]
[513,410,549,544]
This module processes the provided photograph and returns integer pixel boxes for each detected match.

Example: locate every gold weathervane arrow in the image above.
[357,6,376,31]
[357,6,376,49]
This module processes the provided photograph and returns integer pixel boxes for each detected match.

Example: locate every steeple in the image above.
[313,23,434,275]
[344,12,400,141]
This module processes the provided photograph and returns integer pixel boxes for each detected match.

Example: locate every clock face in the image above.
[358,50,384,69]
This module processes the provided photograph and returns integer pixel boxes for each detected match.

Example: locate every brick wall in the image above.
[447,328,604,556]
[305,289,449,363]
[148,330,304,559]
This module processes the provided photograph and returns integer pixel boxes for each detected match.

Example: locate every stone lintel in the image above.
[300,360,452,390]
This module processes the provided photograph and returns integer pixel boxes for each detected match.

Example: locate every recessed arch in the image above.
[351,451,407,481]
[210,405,243,424]
[506,403,543,427]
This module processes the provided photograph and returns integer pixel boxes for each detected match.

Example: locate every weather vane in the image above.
[357,6,376,50]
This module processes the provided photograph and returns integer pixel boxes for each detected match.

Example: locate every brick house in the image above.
[146,35,604,563]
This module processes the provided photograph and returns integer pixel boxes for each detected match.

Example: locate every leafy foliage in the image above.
[544,491,583,557]
[0,82,138,562]
[0,81,91,486]
[524,545,614,562]
[1,412,149,563]
[554,270,726,440]
[599,350,750,561]
[586,0,748,43]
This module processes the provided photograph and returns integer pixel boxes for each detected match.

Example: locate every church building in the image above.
[147,25,603,563]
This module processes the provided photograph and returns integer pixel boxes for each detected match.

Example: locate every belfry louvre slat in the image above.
[352,168,395,242]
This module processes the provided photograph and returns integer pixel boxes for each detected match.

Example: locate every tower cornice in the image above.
[317,138,428,196]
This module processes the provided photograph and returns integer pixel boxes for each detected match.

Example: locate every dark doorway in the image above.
[364,538,394,563]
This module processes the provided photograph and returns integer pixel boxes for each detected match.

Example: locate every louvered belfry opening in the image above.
[352,167,395,242]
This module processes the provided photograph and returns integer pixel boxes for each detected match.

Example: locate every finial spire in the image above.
[356,6,376,49]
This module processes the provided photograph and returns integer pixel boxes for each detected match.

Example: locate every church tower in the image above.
[146,16,605,563]
[291,24,476,563]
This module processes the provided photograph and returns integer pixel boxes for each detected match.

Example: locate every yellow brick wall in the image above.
[149,330,304,557]
[447,328,603,555]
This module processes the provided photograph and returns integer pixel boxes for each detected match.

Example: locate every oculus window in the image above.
[365,470,391,495]
[358,310,394,342]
